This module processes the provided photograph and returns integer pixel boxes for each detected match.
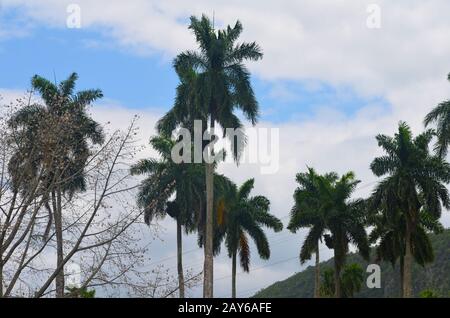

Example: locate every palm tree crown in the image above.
[288,168,337,263]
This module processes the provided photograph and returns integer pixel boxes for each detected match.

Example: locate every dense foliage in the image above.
[253,229,450,298]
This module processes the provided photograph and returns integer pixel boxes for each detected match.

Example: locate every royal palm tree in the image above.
[8,73,104,297]
[370,122,450,297]
[163,14,263,297]
[287,168,338,298]
[424,72,450,157]
[157,63,206,137]
[320,172,370,298]
[368,204,443,297]
[367,205,405,296]
[130,136,204,298]
[219,179,282,298]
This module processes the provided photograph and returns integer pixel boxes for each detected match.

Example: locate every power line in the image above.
[214,255,298,282]
[164,231,296,273]
[216,245,330,298]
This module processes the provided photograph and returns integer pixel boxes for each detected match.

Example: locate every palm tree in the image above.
[130,136,204,298]
[8,73,104,297]
[196,173,235,258]
[424,72,450,157]
[287,168,338,298]
[219,179,282,298]
[164,14,263,297]
[368,204,443,297]
[320,172,370,298]
[319,268,335,298]
[370,122,450,297]
[367,205,405,296]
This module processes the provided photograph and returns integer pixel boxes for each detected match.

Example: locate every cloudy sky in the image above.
[1,0,450,298]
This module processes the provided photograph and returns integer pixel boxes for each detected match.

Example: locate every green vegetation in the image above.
[287,169,370,298]
[157,14,263,298]
[253,229,450,298]
[287,168,334,297]
[369,122,450,297]
[218,179,283,297]
[65,287,96,298]
[319,263,364,298]
[130,135,205,298]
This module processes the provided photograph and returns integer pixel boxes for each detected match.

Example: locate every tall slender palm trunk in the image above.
[203,118,215,298]
[403,221,413,298]
[53,188,65,298]
[231,251,237,298]
[176,217,185,298]
[334,263,342,298]
[314,243,320,298]
[333,246,343,298]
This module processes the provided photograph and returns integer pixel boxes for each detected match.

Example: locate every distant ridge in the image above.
[253,229,450,298]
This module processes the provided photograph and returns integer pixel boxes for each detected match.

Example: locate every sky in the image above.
[1,0,450,298]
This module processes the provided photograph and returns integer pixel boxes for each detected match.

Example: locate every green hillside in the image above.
[253,229,450,298]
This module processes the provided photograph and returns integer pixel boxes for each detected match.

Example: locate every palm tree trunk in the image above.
[334,246,343,298]
[403,220,413,298]
[231,251,237,298]
[53,189,65,298]
[177,217,185,298]
[314,243,320,298]
[0,259,3,297]
[399,255,404,298]
[203,117,215,298]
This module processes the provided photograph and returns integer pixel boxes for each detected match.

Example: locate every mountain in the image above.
[253,229,450,298]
